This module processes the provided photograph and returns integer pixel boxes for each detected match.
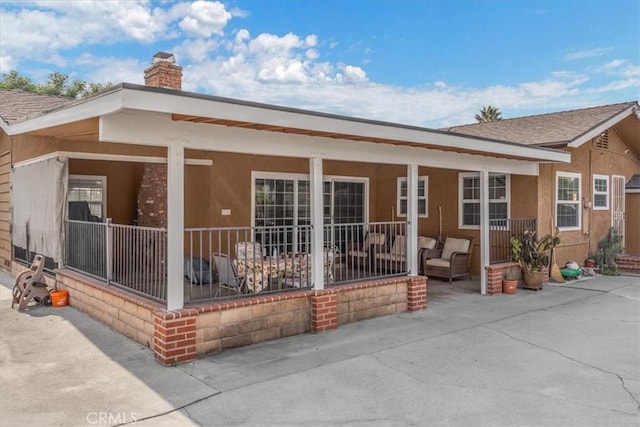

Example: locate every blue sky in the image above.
[0,0,638,127]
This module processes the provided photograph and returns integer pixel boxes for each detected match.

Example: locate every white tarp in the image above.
[11,157,68,263]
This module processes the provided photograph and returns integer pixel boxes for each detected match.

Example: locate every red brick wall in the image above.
[137,163,167,227]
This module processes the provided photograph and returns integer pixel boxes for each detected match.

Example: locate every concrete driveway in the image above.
[1,272,638,426]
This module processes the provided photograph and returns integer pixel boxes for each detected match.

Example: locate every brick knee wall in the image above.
[47,271,421,364]
[485,262,521,295]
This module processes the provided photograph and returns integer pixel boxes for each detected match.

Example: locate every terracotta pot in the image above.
[502,279,518,294]
[585,259,595,268]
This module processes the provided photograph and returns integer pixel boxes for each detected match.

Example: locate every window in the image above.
[556,172,581,230]
[458,173,509,228]
[397,176,428,218]
[67,175,106,221]
[593,174,609,210]
[253,172,367,254]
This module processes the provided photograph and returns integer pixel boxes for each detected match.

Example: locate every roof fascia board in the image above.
[567,106,636,148]
[120,87,565,163]
[13,150,211,168]
[100,111,549,175]
[5,90,125,136]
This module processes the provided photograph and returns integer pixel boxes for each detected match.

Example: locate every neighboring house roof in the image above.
[627,174,640,189]
[446,102,639,148]
[0,89,75,125]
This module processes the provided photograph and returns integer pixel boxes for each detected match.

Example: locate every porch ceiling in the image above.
[171,113,541,162]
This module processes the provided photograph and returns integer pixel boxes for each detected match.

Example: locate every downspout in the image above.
[587,147,596,257]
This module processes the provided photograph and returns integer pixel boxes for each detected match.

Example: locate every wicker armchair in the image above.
[423,236,474,283]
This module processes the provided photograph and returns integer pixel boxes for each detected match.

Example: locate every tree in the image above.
[475,105,503,123]
[0,70,37,92]
[0,70,112,98]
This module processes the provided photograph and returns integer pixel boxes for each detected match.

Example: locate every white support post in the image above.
[479,170,490,295]
[310,157,325,289]
[166,142,185,310]
[407,163,419,276]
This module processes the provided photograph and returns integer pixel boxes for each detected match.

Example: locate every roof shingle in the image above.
[0,89,75,125]
[446,102,637,146]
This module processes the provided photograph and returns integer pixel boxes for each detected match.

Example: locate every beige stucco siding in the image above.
[538,127,640,266]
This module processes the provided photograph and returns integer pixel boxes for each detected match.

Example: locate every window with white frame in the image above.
[593,174,609,210]
[253,172,367,254]
[459,172,509,228]
[397,176,428,218]
[556,172,581,230]
[67,175,106,221]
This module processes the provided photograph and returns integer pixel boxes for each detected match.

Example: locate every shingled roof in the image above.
[627,174,640,190]
[0,89,75,125]
[446,102,638,147]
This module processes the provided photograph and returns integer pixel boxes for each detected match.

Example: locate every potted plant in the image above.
[594,227,623,275]
[511,228,560,290]
[502,265,521,294]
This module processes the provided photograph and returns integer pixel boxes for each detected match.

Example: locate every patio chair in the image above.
[423,236,474,283]
[233,241,269,293]
[212,253,246,295]
[347,230,386,270]
[375,235,439,274]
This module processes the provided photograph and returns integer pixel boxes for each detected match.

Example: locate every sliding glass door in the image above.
[253,173,366,254]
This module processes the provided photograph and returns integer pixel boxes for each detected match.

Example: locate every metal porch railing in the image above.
[489,218,537,264]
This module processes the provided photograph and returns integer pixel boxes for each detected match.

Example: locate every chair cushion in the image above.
[390,235,406,256]
[426,258,450,268]
[376,253,406,262]
[348,250,369,258]
[418,236,437,250]
[363,232,386,247]
[441,238,470,260]
[236,241,263,260]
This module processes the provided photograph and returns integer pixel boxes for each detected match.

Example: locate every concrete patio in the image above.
[1,272,638,426]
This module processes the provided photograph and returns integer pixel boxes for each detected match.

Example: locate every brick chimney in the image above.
[144,52,183,90]
[137,53,183,228]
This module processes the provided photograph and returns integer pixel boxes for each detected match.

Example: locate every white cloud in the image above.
[1,2,637,129]
[179,1,231,38]
[564,47,612,61]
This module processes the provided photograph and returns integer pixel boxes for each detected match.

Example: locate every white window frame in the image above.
[251,171,370,228]
[397,176,428,218]
[458,172,510,229]
[67,174,107,221]
[592,174,609,210]
[556,171,582,231]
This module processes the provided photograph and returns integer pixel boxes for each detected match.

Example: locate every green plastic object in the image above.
[560,268,581,278]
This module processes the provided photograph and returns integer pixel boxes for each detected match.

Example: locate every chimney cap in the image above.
[152,52,176,64]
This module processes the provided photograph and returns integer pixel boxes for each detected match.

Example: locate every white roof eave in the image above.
[4,85,571,164]
[567,106,637,148]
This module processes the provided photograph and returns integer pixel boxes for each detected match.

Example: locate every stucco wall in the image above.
[537,128,640,267]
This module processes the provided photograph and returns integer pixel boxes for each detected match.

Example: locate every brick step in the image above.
[615,255,640,273]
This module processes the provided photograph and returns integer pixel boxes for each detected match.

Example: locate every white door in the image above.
[611,175,626,248]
